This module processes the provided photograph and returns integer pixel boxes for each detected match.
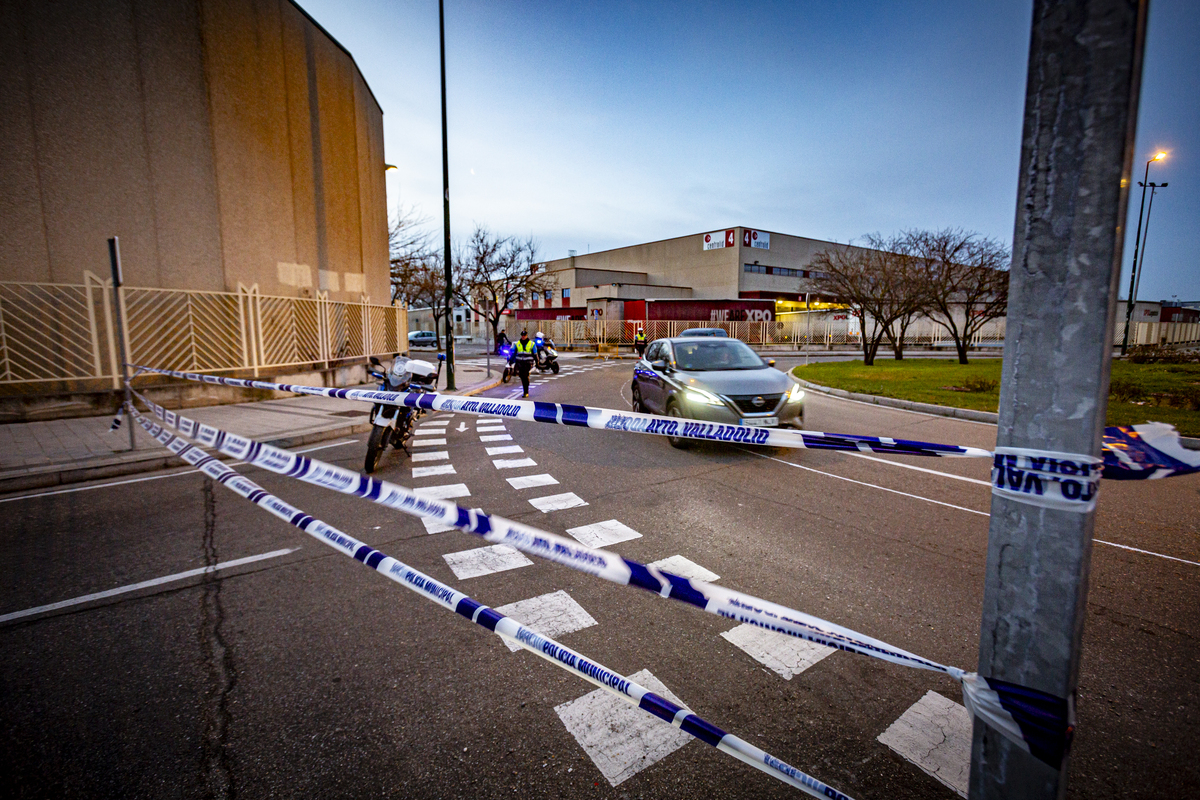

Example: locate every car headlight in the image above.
[684,388,724,406]
[787,383,805,404]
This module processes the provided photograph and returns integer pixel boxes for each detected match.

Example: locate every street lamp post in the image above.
[438,0,456,390]
[1130,181,1167,319]
[1120,151,1167,354]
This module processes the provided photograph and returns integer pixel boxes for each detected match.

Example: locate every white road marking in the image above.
[410,438,447,447]
[422,516,456,534]
[529,492,588,512]
[877,691,971,797]
[494,590,598,652]
[413,428,446,436]
[411,451,450,462]
[493,457,537,469]
[0,440,360,504]
[845,452,991,486]
[413,483,470,500]
[566,519,641,548]
[648,555,719,582]
[442,544,533,579]
[412,464,456,478]
[0,548,298,623]
[479,434,513,442]
[456,422,468,432]
[485,445,524,455]
[476,425,507,433]
[720,623,836,679]
[420,420,450,428]
[506,473,559,490]
[1094,539,1200,568]
[747,450,989,516]
[554,668,692,787]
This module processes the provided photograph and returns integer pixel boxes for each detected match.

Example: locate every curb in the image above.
[793,377,1200,450]
[0,371,503,496]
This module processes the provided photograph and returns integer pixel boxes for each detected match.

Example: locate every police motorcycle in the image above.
[363,353,444,474]
[533,332,561,375]
[498,341,516,383]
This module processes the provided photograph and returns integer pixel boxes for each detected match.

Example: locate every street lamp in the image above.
[1131,180,1167,318]
[1120,151,1167,354]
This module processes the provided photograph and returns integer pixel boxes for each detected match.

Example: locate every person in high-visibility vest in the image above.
[634,327,647,358]
[510,329,537,397]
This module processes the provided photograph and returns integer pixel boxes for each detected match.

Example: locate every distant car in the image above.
[408,330,437,348]
[677,327,728,337]
[631,336,803,448]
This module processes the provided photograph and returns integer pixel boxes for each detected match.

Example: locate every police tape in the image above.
[128,366,1200,510]
[130,389,1073,769]
[128,407,855,799]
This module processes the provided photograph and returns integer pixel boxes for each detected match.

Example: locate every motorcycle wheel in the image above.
[502,367,511,383]
[550,361,560,374]
[364,424,390,473]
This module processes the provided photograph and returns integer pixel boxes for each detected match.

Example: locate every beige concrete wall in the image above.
[0,0,388,301]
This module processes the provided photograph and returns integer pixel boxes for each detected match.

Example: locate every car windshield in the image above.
[673,340,765,371]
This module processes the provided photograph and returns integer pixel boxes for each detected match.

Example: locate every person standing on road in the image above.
[511,329,536,397]
[634,327,647,357]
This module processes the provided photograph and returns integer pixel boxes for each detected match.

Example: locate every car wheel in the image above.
[666,402,690,449]
[631,384,645,412]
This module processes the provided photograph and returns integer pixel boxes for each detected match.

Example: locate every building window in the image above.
[562,288,570,300]
[544,290,552,300]
[743,264,767,274]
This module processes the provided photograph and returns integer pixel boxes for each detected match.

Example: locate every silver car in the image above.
[631,337,804,448]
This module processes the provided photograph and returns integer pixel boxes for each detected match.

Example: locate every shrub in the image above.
[1109,379,1147,403]
[1127,346,1200,364]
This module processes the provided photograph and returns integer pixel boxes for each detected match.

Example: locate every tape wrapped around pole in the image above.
[130,388,1074,767]
[129,407,855,799]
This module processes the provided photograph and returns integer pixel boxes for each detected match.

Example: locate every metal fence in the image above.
[497,314,1198,351]
[0,273,407,390]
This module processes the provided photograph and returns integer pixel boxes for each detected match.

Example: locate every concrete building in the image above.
[521,227,851,321]
[0,0,389,301]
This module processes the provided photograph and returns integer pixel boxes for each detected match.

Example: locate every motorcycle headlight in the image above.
[787,383,805,404]
[685,388,724,406]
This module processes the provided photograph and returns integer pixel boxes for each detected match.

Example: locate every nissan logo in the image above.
[752,396,766,408]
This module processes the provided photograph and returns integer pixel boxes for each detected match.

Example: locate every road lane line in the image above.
[0,440,359,504]
[845,452,991,486]
[748,450,990,516]
[0,548,298,623]
[1094,540,1200,568]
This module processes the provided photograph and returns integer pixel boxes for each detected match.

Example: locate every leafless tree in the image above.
[812,239,924,366]
[908,229,1010,364]
[453,225,551,345]
[388,205,434,306]
[864,234,927,360]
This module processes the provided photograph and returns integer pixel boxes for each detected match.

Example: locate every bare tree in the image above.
[812,239,922,366]
[864,233,927,360]
[453,225,551,345]
[908,229,1010,364]
[388,205,433,306]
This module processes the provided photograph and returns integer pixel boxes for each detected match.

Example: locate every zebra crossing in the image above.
[401,399,970,791]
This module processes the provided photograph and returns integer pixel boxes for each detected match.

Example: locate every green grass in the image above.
[792,358,1200,435]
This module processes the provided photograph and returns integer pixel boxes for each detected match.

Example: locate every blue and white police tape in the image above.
[130,390,1074,768]
[128,366,1200,495]
[128,408,855,799]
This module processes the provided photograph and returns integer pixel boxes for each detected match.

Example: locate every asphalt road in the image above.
[1,356,1196,799]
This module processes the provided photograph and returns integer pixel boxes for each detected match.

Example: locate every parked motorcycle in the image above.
[364,353,443,474]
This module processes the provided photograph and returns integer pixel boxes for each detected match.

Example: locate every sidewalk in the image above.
[0,361,501,494]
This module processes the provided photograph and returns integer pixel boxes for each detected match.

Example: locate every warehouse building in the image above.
[514,227,854,321]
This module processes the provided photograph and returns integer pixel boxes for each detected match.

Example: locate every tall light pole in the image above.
[1130,181,1167,317]
[439,0,456,389]
[1120,150,1167,354]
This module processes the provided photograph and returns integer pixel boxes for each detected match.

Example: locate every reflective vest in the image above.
[635,332,646,343]
[513,339,536,362]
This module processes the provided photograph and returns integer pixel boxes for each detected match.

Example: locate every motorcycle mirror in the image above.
[437,354,446,361]
[768,359,776,367]
[369,356,381,366]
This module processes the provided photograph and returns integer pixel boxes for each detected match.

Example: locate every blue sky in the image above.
[300,0,1199,302]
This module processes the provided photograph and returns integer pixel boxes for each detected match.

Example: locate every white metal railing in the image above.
[0,273,407,390]
[495,314,1197,351]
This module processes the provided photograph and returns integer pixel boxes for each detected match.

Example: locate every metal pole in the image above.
[1120,159,1153,354]
[804,292,811,365]
[970,1,1146,798]
[438,0,456,390]
[107,237,137,451]
[1130,183,1165,309]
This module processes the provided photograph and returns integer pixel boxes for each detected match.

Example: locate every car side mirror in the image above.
[768,359,776,367]
[650,359,668,371]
